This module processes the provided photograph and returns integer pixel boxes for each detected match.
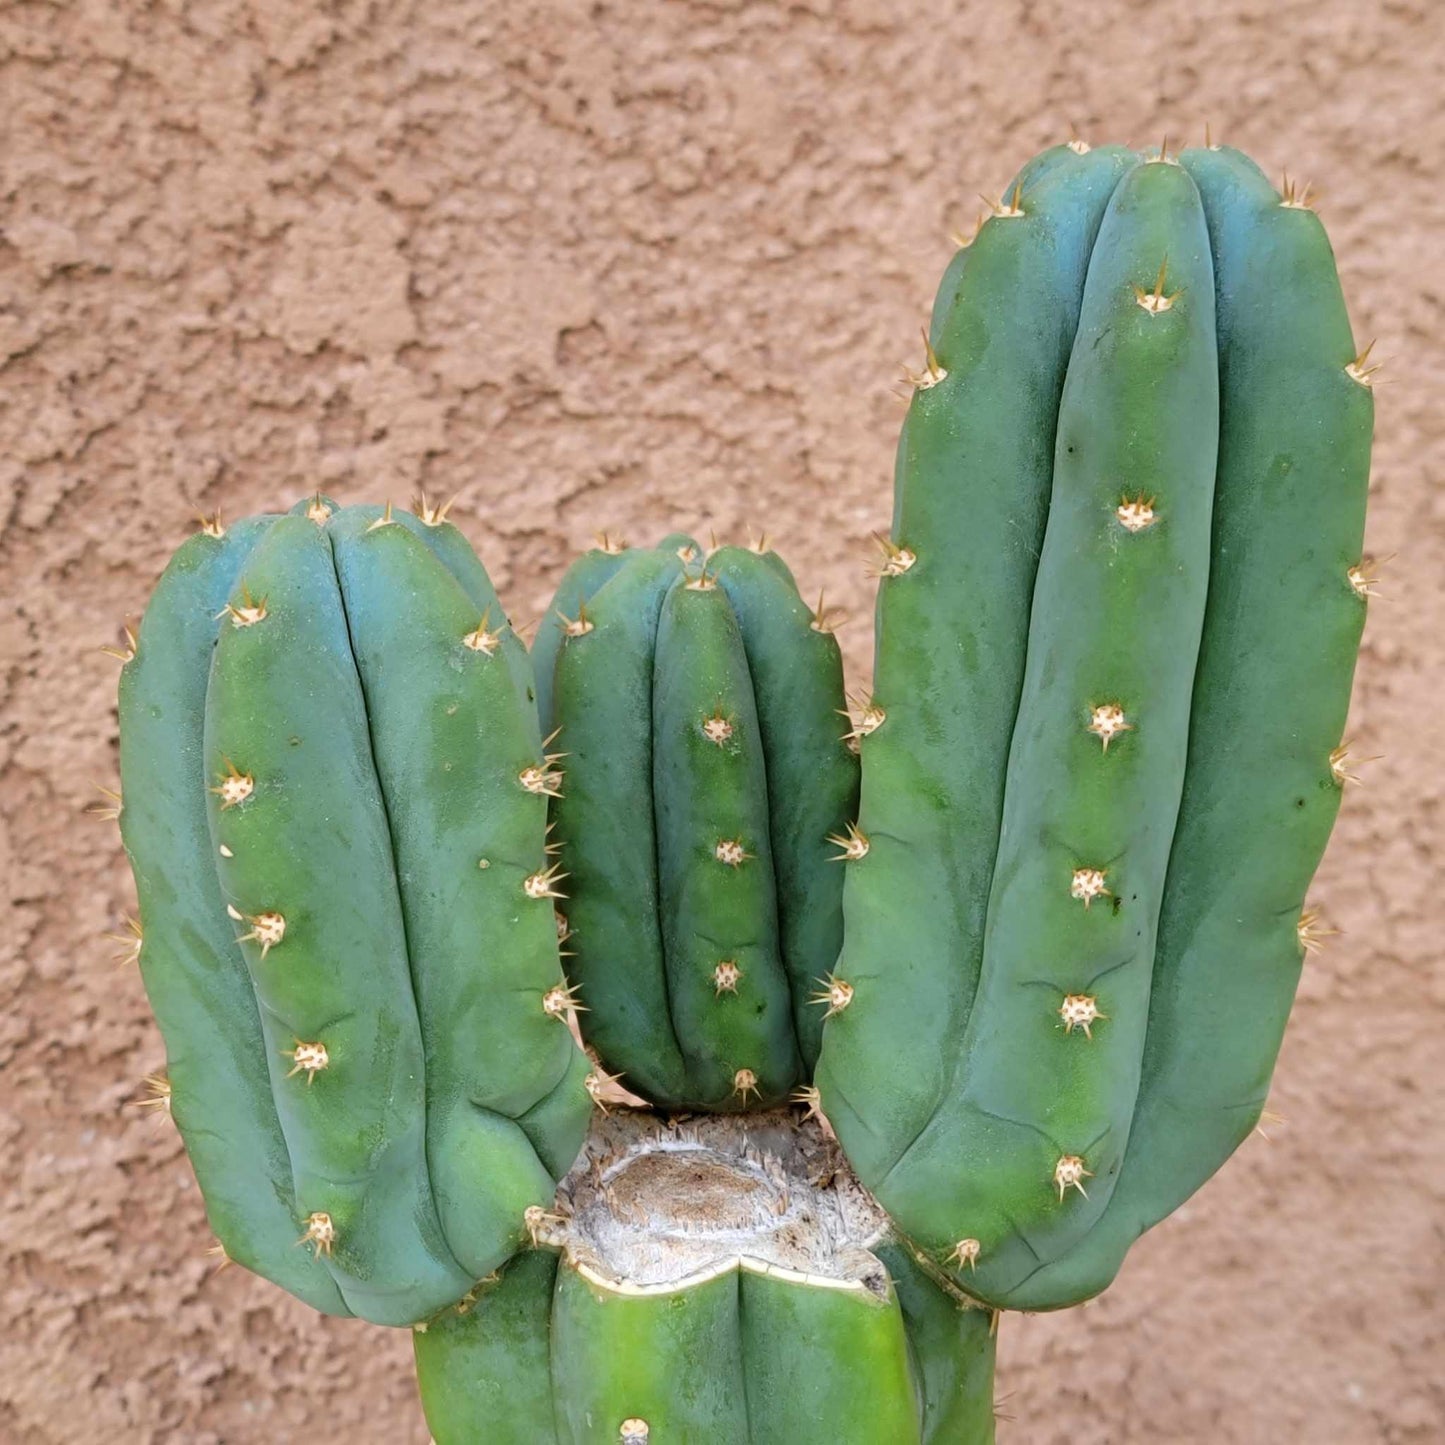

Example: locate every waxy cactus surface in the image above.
[116,497,592,1325]
[533,538,859,1110]
[815,142,1373,1311]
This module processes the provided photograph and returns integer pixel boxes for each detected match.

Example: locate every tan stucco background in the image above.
[3,0,1441,1440]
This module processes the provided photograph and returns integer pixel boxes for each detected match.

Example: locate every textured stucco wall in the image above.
[2,0,1441,1440]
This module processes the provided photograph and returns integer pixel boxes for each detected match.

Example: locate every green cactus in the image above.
[116,497,592,1325]
[413,1112,997,1445]
[532,537,860,1110]
[109,134,1372,1443]
[815,141,1373,1310]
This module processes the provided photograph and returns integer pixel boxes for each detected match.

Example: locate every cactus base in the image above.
[416,1109,997,1444]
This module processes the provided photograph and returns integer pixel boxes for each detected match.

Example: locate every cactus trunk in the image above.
[414,1112,997,1444]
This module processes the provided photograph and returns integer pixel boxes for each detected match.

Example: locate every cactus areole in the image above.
[112,141,1371,1443]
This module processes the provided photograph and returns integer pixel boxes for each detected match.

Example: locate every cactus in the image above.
[108,135,1371,1442]
[531,537,860,1110]
[815,141,1373,1311]
[116,497,592,1325]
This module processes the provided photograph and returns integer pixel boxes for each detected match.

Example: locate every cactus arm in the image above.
[815,145,1137,1183]
[327,509,591,1277]
[738,1268,923,1445]
[116,518,347,1313]
[711,546,860,1068]
[551,1264,752,1443]
[652,571,800,1108]
[534,545,635,736]
[896,159,1221,1297]
[205,516,472,1323]
[1002,146,1374,1309]
[548,549,693,1102]
[414,1251,563,1445]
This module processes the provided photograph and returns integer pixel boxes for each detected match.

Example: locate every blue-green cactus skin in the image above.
[818,144,1373,1310]
[117,500,591,1325]
[539,539,857,1110]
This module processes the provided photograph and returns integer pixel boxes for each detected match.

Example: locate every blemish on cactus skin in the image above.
[715,838,750,868]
